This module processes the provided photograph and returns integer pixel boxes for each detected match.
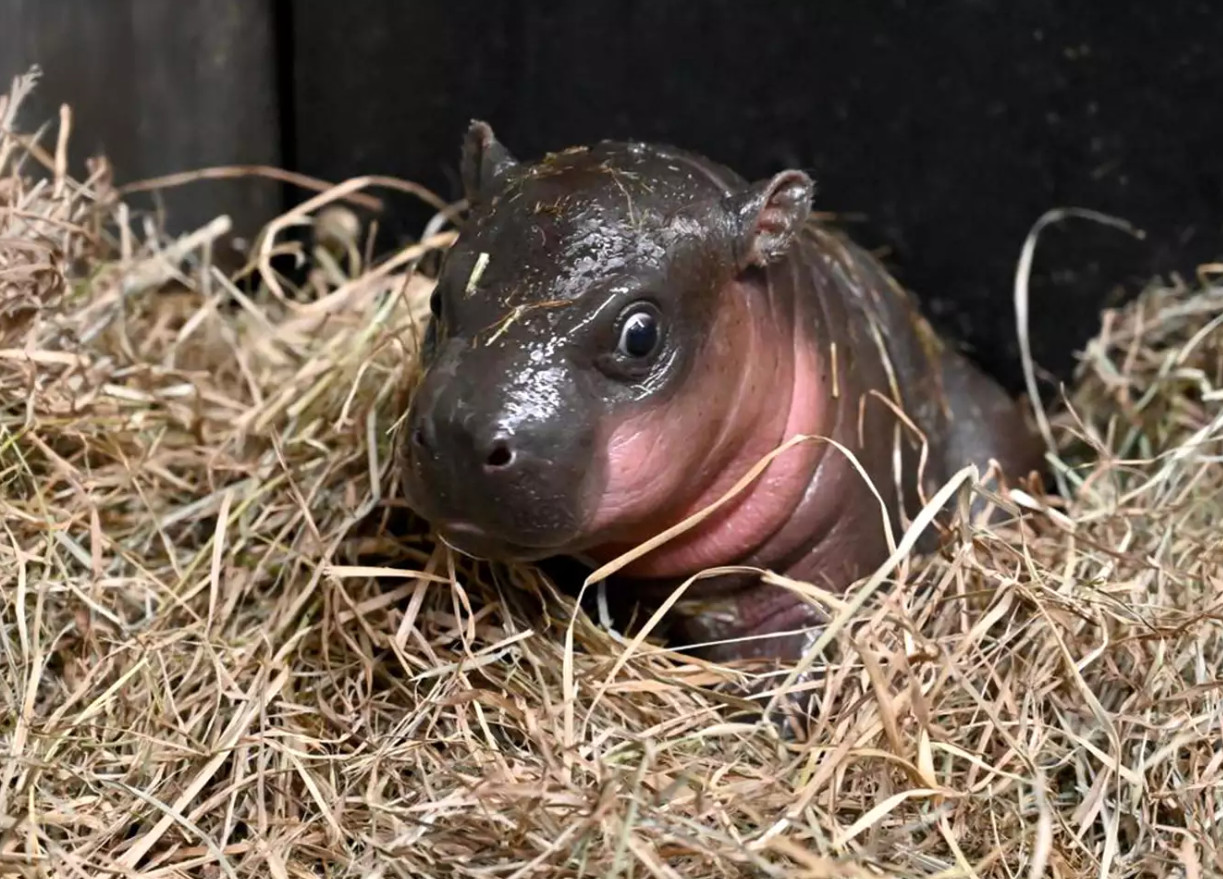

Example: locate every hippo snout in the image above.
[409,401,518,474]
[400,367,602,563]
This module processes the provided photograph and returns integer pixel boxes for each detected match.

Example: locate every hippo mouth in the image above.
[430,520,573,564]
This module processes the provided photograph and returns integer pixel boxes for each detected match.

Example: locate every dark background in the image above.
[4,0,1221,396]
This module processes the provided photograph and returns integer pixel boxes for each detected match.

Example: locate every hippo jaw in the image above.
[426,522,570,565]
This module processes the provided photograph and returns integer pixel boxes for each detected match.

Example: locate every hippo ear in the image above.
[725,170,815,268]
[461,120,520,204]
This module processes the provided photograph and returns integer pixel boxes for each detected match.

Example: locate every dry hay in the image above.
[1,67,1221,879]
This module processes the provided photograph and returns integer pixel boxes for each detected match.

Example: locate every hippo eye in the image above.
[616,306,661,359]
[422,286,445,362]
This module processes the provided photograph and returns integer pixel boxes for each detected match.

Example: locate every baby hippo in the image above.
[400,121,1044,665]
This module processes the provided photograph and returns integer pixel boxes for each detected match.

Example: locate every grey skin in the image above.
[400,121,1045,667]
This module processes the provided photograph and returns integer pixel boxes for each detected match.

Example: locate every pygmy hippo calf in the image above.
[400,121,1045,665]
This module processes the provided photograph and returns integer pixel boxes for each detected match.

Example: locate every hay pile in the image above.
[2,68,1221,879]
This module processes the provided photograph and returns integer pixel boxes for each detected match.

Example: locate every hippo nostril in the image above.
[410,411,440,454]
[484,440,514,470]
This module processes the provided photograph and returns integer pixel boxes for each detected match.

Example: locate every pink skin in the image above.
[584,276,826,579]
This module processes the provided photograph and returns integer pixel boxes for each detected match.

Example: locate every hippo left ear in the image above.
[461,120,521,205]
[725,170,815,268]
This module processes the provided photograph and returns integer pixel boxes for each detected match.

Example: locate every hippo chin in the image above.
[400,120,1045,666]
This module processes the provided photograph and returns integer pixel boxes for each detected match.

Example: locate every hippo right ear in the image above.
[724,170,815,268]
[461,120,520,205]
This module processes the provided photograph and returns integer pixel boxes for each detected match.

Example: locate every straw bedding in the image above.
[1,68,1221,879]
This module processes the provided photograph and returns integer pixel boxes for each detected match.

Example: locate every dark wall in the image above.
[288,0,1223,395]
[1,0,282,250]
[4,1,1221,396]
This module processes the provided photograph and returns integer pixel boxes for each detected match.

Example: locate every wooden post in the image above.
[0,0,284,257]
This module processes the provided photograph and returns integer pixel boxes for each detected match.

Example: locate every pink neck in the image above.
[587,333,826,579]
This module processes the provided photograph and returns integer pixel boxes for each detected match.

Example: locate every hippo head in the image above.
[400,121,816,569]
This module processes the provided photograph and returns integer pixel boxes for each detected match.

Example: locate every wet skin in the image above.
[401,121,1046,667]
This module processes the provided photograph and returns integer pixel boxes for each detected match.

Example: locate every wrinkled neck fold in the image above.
[584,258,830,578]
